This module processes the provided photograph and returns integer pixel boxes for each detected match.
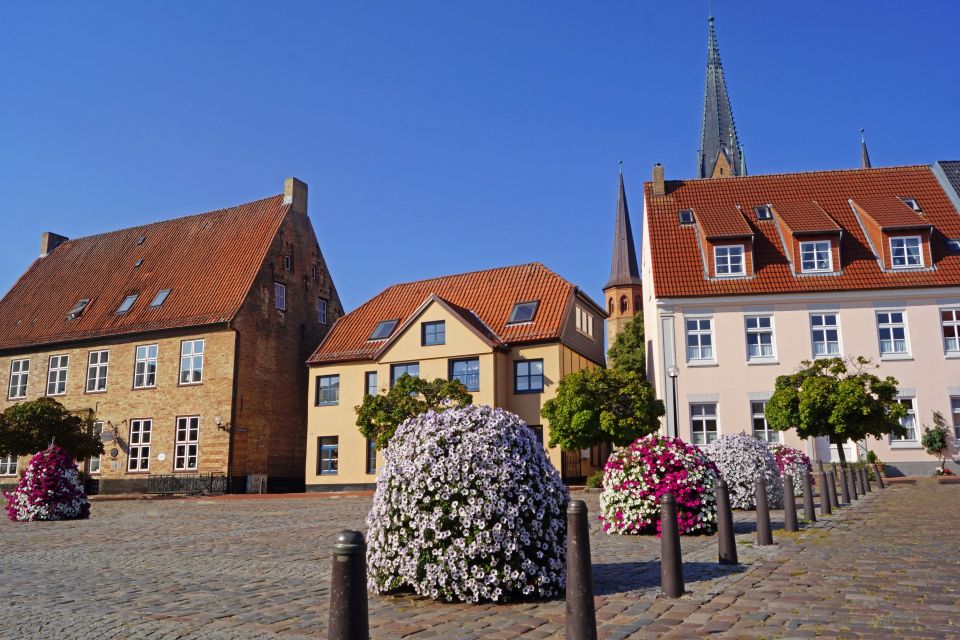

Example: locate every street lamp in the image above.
[667,366,679,438]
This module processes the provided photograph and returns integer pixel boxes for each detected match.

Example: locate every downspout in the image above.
[227,321,241,492]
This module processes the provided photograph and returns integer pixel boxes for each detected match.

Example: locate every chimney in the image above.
[283,177,308,215]
[652,163,665,197]
[40,232,68,257]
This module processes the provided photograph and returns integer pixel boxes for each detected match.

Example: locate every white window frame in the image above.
[940,308,960,355]
[876,311,910,357]
[86,350,109,393]
[128,419,152,471]
[714,245,745,276]
[134,344,158,389]
[690,403,718,445]
[174,416,200,471]
[575,305,594,337]
[890,398,919,447]
[275,283,286,311]
[810,313,841,358]
[744,315,775,361]
[179,339,204,385]
[8,358,29,399]
[890,236,923,268]
[89,422,103,474]
[46,355,69,396]
[951,397,960,441]
[751,400,780,443]
[318,436,339,475]
[0,454,17,476]
[799,240,833,273]
[317,298,328,325]
[685,317,715,363]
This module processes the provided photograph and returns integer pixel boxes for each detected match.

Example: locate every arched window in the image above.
[619,296,628,313]
[608,298,614,314]
[634,296,642,313]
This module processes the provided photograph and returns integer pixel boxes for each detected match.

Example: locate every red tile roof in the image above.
[308,263,597,364]
[850,195,931,230]
[695,204,754,239]
[0,195,289,351]
[772,201,841,234]
[646,165,960,298]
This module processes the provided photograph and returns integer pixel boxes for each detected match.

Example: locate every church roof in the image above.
[698,16,745,179]
[604,173,642,289]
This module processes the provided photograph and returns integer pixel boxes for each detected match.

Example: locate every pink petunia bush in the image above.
[366,405,568,603]
[769,443,814,496]
[599,434,719,536]
[705,434,783,510]
[4,445,90,521]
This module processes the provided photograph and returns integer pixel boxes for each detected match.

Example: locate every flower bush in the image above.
[705,434,783,510]
[769,443,813,496]
[366,405,568,603]
[599,434,719,536]
[4,445,90,521]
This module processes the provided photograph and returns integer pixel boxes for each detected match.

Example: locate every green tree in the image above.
[0,398,103,461]
[356,374,473,449]
[765,357,907,467]
[920,411,951,473]
[606,315,646,379]
[541,367,664,450]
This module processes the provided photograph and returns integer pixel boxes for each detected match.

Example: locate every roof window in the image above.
[678,209,695,225]
[508,301,539,324]
[116,294,138,314]
[150,289,171,308]
[137,235,146,245]
[134,259,144,268]
[67,299,90,320]
[368,319,399,341]
[946,239,960,253]
[900,198,922,212]
[755,205,773,220]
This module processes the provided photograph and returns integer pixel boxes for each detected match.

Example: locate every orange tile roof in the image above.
[850,195,931,230]
[772,201,841,234]
[308,263,597,364]
[646,165,960,298]
[695,204,754,239]
[0,194,289,351]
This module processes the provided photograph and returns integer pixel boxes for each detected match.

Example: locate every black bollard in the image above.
[716,479,738,565]
[660,493,685,598]
[848,468,858,501]
[862,466,872,493]
[873,463,885,489]
[839,466,851,504]
[855,467,865,496]
[818,471,832,516]
[329,530,369,640]
[827,472,840,509]
[566,500,597,640]
[802,471,816,522]
[783,475,799,532]
[755,477,773,546]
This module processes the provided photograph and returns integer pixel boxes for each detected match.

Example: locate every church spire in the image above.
[860,128,872,169]
[604,167,641,290]
[698,16,745,179]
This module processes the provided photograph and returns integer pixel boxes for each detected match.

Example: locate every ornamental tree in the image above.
[356,374,472,449]
[0,398,103,461]
[765,357,907,467]
[920,411,951,473]
[540,367,664,450]
[607,314,646,379]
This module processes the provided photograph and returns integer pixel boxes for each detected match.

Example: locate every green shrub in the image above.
[585,470,604,489]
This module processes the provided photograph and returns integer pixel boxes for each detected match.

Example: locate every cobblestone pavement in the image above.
[0,480,956,639]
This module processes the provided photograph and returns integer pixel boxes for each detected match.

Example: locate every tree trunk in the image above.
[834,439,847,468]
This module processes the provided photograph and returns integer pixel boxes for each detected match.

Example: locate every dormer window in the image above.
[890,236,923,268]
[678,209,695,225]
[116,294,138,314]
[799,241,833,273]
[714,245,745,276]
[508,301,539,324]
[900,198,922,212]
[755,205,773,221]
[67,299,90,320]
[368,319,399,341]
[150,289,171,308]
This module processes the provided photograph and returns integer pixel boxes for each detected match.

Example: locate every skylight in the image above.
[137,235,146,245]
[508,301,539,324]
[67,299,90,320]
[947,239,960,253]
[755,205,773,220]
[150,289,171,308]
[368,319,399,341]
[116,294,138,314]
[134,259,144,268]
[678,209,695,224]
[900,197,922,212]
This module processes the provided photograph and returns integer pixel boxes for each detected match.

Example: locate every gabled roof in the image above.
[695,204,753,239]
[772,201,841,235]
[850,196,931,230]
[308,263,601,364]
[645,165,960,298]
[0,194,289,351]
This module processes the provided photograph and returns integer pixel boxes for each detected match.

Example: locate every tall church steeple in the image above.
[698,16,745,179]
[603,164,643,348]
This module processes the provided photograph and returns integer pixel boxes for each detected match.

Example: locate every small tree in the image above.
[541,367,664,450]
[765,357,906,467]
[0,398,103,461]
[356,374,472,449]
[607,315,646,380]
[920,411,951,473]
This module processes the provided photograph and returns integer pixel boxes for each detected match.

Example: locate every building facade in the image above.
[304,263,607,490]
[0,178,342,493]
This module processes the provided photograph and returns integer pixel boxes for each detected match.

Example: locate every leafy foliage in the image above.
[356,374,472,449]
[920,411,951,472]
[768,443,814,496]
[0,398,103,461]
[705,433,784,510]
[540,367,664,450]
[607,314,646,379]
[4,445,90,521]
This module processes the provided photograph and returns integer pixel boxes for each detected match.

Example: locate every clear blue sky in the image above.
[1,2,958,310]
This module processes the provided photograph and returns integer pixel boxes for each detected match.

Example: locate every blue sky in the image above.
[1,2,958,310]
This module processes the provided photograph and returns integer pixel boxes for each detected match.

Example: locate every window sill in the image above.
[747,358,779,366]
[132,386,158,391]
[178,381,204,387]
[889,442,922,450]
[514,389,544,395]
[85,389,108,395]
[880,354,913,362]
[687,360,718,368]
[315,402,340,407]
[945,352,960,359]
[45,393,67,398]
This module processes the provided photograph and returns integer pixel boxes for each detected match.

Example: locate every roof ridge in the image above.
[378,262,553,289]
[655,164,930,186]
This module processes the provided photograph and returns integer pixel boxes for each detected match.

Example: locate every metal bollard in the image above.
[862,466,872,493]
[848,468,858,501]
[783,475,799,532]
[873,463,885,489]
[818,471,832,515]
[660,493,685,598]
[827,472,840,510]
[329,530,369,640]
[802,472,816,522]
[755,477,773,546]
[716,479,738,565]
[855,467,865,496]
[839,466,851,504]
[566,500,598,640]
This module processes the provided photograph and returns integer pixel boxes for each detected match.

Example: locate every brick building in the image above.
[0,178,342,493]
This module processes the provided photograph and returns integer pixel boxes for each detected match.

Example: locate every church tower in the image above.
[698,16,746,179]
[603,168,642,348]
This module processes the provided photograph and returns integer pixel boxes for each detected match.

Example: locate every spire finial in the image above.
[860,128,872,169]
[618,160,623,175]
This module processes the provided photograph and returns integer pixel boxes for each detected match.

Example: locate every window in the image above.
[876,312,908,355]
[174,416,200,471]
[369,319,399,341]
[508,301,539,324]
[318,436,339,475]
[619,296,627,313]
[575,306,594,337]
[46,355,68,396]
[116,294,138,314]
[940,309,960,354]
[317,298,328,324]
[714,246,745,276]
[890,236,923,268]
[450,358,480,391]
[284,255,293,271]
[514,360,544,393]
[128,419,152,471]
[274,283,286,310]
[67,299,90,320]
[745,316,774,360]
[690,403,718,445]
[311,264,318,281]
[391,363,419,387]
[751,401,779,443]
[678,209,695,224]
[150,289,171,308]
[800,241,833,273]
[947,239,960,253]
[891,398,917,443]
[86,350,109,392]
[0,454,16,476]
[365,371,378,396]
[134,345,158,389]
[810,313,841,357]
[179,339,204,385]
[900,197,922,212]
[134,259,144,268]
[365,438,377,475]
[951,397,960,440]
[422,321,445,346]
[8,359,29,399]
[315,375,340,405]
[755,205,773,220]
[686,318,714,361]
[89,422,103,474]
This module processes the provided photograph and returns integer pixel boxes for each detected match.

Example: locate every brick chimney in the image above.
[40,232,68,257]
[652,163,665,197]
[283,177,308,215]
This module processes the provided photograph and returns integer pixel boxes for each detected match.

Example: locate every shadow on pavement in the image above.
[592,560,746,596]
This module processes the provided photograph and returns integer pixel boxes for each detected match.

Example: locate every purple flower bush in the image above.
[599,434,719,536]
[366,405,568,603]
[4,445,90,521]
[705,434,784,510]
[769,443,814,496]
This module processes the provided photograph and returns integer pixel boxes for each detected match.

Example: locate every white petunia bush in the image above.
[705,434,783,510]
[366,405,568,603]
[769,443,814,497]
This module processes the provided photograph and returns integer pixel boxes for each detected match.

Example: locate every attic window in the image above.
[947,239,960,253]
[900,198,922,212]
[116,294,138,314]
[134,259,144,268]
[755,205,773,220]
[508,301,539,324]
[67,299,90,320]
[137,236,146,245]
[150,289,171,308]
[678,209,695,225]
[368,319,399,341]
